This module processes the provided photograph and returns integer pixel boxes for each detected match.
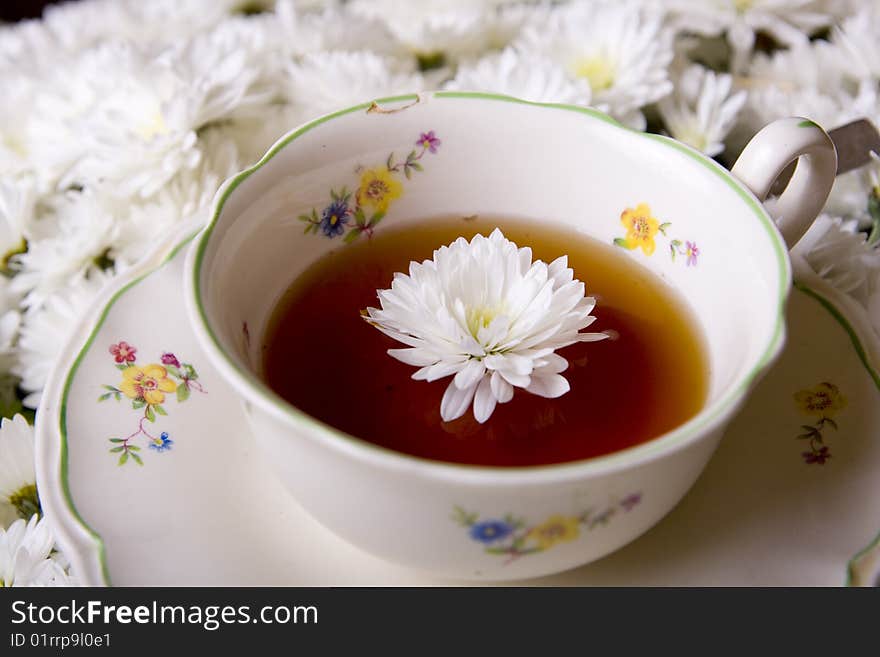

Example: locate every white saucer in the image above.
[35,226,880,586]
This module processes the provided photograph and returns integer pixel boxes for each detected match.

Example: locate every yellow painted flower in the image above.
[356,167,403,214]
[794,382,847,418]
[619,203,660,255]
[119,364,177,405]
[527,515,581,550]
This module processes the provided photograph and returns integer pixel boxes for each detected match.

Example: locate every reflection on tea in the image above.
[262,216,709,467]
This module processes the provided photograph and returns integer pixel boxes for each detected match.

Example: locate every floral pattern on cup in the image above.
[298,130,441,243]
[98,342,206,466]
[614,203,698,266]
[453,492,642,564]
[794,382,846,465]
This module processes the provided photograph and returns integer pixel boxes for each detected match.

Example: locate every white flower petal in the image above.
[490,371,514,404]
[453,358,486,390]
[473,374,497,424]
[526,374,571,399]
[440,379,478,423]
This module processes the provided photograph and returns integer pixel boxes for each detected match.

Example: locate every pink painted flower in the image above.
[685,241,699,267]
[110,341,137,364]
[802,446,831,464]
[417,130,441,153]
[161,352,180,368]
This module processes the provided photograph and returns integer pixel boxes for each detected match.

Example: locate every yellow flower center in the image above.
[573,55,616,91]
[734,0,753,12]
[135,109,169,141]
[142,378,158,390]
[330,214,338,225]
[1,131,27,157]
[466,305,504,337]
[8,483,39,520]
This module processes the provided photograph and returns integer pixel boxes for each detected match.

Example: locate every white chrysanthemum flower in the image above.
[658,64,747,157]
[0,76,36,180]
[14,271,113,409]
[285,51,425,120]
[0,178,33,270]
[733,39,876,154]
[445,48,593,105]
[365,229,608,423]
[113,130,241,266]
[834,6,880,81]
[346,0,509,64]
[0,515,75,587]
[275,2,403,58]
[793,214,880,305]
[664,0,834,72]
[0,415,38,529]
[10,190,121,310]
[515,0,674,129]
[55,18,281,200]
[0,277,21,377]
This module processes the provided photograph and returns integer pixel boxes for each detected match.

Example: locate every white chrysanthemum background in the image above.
[1,0,880,585]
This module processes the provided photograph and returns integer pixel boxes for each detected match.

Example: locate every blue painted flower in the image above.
[469,520,514,543]
[149,432,174,453]
[320,199,350,237]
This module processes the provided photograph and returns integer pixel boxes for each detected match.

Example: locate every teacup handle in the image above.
[730,117,838,249]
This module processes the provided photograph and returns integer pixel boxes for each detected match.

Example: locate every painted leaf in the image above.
[119,452,129,465]
[343,228,362,244]
[145,406,155,423]
[109,446,124,453]
[131,453,143,466]
[613,237,631,248]
[154,404,167,416]
[177,385,190,403]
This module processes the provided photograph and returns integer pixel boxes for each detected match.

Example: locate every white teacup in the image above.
[185,92,836,581]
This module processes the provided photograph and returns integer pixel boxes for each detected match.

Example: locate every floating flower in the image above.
[365,229,609,423]
[619,204,660,256]
[417,131,441,154]
[0,415,38,528]
[119,364,177,405]
[803,445,831,465]
[469,519,515,544]
[319,198,350,238]
[160,352,180,368]
[110,341,137,364]
[365,228,608,422]
[149,432,174,453]
[355,167,403,215]
[528,515,580,550]
[794,382,847,418]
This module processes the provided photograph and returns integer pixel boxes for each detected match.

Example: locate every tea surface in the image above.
[263,217,708,467]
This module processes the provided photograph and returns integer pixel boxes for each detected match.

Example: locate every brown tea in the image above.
[262,216,709,467]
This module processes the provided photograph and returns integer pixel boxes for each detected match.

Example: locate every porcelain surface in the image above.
[36,229,880,586]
